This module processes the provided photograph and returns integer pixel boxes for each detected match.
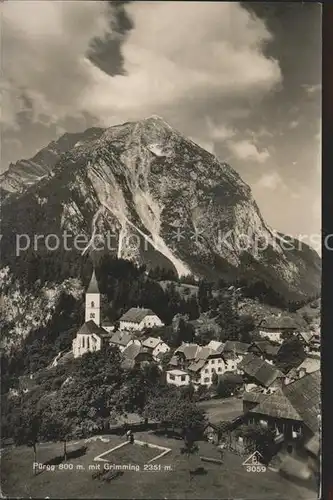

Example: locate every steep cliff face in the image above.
[0,116,321,322]
[0,127,104,195]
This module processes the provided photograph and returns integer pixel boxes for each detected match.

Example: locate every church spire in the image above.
[87,269,99,294]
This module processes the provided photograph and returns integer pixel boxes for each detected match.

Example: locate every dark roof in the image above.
[249,388,303,421]
[122,343,152,361]
[188,359,207,372]
[239,353,284,388]
[77,321,109,337]
[250,341,280,357]
[87,270,100,294]
[169,355,179,366]
[119,307,157,323]
[259,316,298,330]
[223,341,250,355]
[283,370,321,434]
[243,391,266,404]
[175,343,199,360]
[110,331,133,347]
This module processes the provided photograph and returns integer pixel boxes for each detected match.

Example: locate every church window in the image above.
[90,313,95,319]
[82,336,85,348]
[91,301,95,308]
[87,337,90,349]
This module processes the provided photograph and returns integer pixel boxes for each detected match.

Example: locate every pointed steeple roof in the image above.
[87,269,100,294]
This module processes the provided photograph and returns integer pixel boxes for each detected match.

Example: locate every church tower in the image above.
[85,269,101,326]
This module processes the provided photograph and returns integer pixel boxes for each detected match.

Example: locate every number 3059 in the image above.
[246,465,266,472]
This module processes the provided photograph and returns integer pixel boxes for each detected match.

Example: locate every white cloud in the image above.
[302,83,322,95]
[1,1,281,145]
[227,139,270,163]
[289,120,299,129]
[255,171,284,190]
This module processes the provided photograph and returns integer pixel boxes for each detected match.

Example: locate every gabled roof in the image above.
[298,331,314,343]
[295,356,320,375]
[243,391,266,405]
[206,340,224,351]
[119,307,157,323]
[283,370,321,434]
[175,343,199,360]
[122,343,142,361]
[142,337,163,349]
[239,353,284,388]
[110,331,133,347]
[223,341,250,355]
[87,270,100,294]
[196,346,214,360]
[169,355,179,366]
[188,359,207,373]
[121,343,152,368]
[249,387,303,421]
[77,320,109,337]
[249,341,280,357]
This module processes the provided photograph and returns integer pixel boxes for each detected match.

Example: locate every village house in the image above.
[109,331,140,353]
[119,307,164,332]
[243,370,320,457]
[166,369,190,387]
[239,353,285,394]
[257,316,299,344]
[121,343,154,370]
[167,343,226,387]
[285,354,320,384]
[221,341,250,373]
[187,347,226,387]
[72,320,112,358]
[295,331,316,354]
[247,340,280,363]
[170,343,200,369]
[141,336,170,360]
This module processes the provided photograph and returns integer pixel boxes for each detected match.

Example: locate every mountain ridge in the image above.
[0,117,321,322]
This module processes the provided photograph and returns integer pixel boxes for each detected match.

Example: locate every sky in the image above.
[1,1,321,246]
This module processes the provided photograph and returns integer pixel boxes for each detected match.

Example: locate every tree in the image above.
[216,373,242,398]
[180,426,200,476]
[12,399,42,473]
[276,337,306,373]
[211,370,219,388]
[236,423,275,464]
[143,391,207,436]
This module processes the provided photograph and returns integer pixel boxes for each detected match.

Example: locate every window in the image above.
[169,374,175,380]
[87,337,90,349]
[218,367,222,372]
[218,359,222,363]
[205,369,209,373]
[82,336,85,348]
[91,301,95,307]
[90,313,95,319]
[181,375,186,382]
[211,359,215,364]
[204,377,210,383]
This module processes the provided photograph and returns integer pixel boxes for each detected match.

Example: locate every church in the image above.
[72,270,164,358]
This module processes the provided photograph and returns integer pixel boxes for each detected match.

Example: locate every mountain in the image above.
[0,127,105,195]
[0,116,321,341]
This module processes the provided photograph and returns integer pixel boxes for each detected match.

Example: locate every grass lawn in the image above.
[1,432,318,499]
